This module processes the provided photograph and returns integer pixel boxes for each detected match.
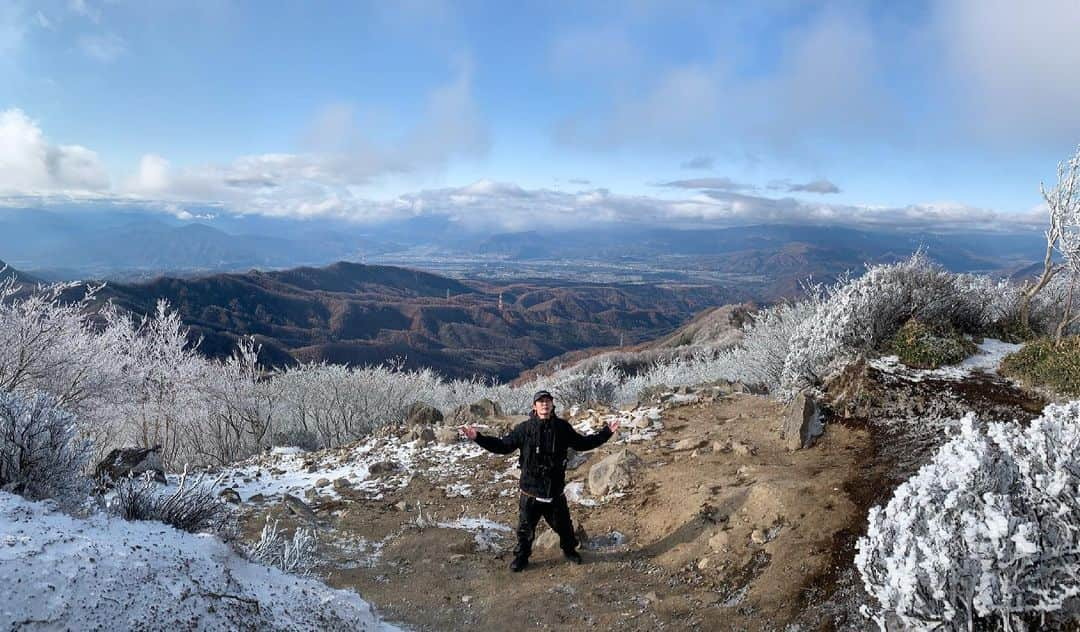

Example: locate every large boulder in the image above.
[449,398,503,425]
[782,390,824,450]
[94,446,166,485]
[588,449,644,496]
[405,402,443,426]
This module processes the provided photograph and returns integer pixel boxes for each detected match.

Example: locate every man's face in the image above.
[533,397,554,419]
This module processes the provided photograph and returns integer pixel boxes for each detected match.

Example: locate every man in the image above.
[461,390,619,572]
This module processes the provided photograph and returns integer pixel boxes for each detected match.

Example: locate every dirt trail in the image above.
[240,393,876,631]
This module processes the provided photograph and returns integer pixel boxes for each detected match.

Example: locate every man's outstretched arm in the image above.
[462,423,522,454]
[566,419,620,451]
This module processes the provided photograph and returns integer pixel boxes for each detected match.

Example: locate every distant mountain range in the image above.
[81,261,745,381]
[0,206,1047,290]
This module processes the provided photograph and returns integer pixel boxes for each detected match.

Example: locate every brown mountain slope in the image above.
[87,262,747,381]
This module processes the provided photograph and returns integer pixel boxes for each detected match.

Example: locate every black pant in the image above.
[514,493,577,560]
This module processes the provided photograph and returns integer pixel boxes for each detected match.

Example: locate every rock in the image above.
[218,488,241,504]
[461,595,473,604]
[711,441,727,453]
[672,437,706,451]
[782,390,824,451]
[697,556,713,570]
[534,528,561,551]
[247,493,266,504]
[94,445,167,485]
[369,460,399,476]
[406,425,437,444]
[675,385,693,395]
[405,402,444,426]
[588,449,644,496]
[534,523,588,551]
[281,493,320,526]
[315,478,331,488]
[449,398,503,425]
[448,554,466,563]
[630,414,652,429]
[434,426,460,445]
[750,529,768,545]
[394,500,409,512]
[303,487,320,500]
[565,449,590,470]
[708,531,731,551]
[731,441,756,457]
[332,477,352,491]
[658,393,674,403]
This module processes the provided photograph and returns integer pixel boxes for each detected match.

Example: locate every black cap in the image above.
[532,389,554,403]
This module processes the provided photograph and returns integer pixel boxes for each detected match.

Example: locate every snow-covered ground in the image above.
[870,338,1022,382]
[214,406,665,506]
[0,492,399,631]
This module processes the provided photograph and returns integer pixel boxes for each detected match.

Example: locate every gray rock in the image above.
[218,488,241,504]
[448,398,504,425]
[369,460,399,476]
[315,478,331,488]
[782,390,824,450]
[332,477,352,491]
[565,448,590,470]
[281,493,320,527]
[405,402,444,426]
[405,425,436,444]
[434,426,460,445]
[94,445,166,486]
[588,449,644,496]
[247,493,266,504]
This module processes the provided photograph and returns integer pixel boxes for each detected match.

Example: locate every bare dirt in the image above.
[239,393,879,631]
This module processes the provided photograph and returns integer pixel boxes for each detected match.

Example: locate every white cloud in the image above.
[78,33,125,62]
[555,8,886,153]
[931,0,1080,145]
[0,108,109,193]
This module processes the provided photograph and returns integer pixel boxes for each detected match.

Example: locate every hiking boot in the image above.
[509,557,529,572]
[563,550,583,565]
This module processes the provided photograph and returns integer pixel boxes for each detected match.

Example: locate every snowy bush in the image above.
[856,402,1080,631]
[548,359,623,407]
[0,390,90,505]
[109,470,232,534]
[245,516,318,576]
[778,254,1000,399]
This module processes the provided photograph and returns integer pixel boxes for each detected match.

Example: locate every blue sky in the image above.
[2,0,1079,231]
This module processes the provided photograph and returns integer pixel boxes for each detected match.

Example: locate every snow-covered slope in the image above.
[0,492,399,631]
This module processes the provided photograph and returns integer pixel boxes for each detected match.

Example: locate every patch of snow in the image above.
[870,338,1021,383]
[437,517,512,553]
[0,492,398,631]
[961,338,1022,372]
[270,446,304,456]
[444,482,472,498]
[563,481,597,507]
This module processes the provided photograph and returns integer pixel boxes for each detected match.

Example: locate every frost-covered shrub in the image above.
[0,390,90,504]
[548,359,623,407]
[857,402,1080,631]
[245,516,318,575]
[109,470,232,534]
[779,254,999,399]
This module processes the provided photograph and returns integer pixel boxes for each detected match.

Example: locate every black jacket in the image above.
[474,412,613,499]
